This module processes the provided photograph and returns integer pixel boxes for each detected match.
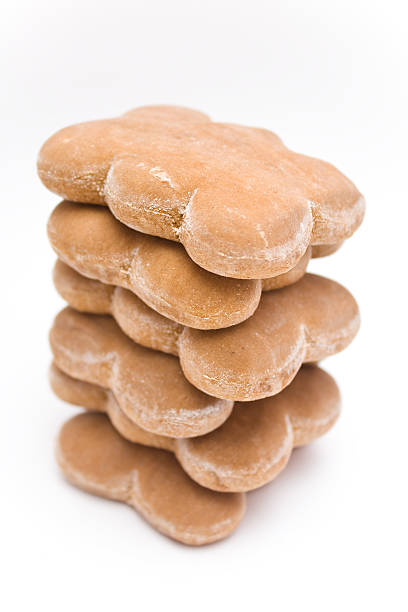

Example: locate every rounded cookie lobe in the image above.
[105,151,314,279]
[38,119,130,204]
[130,233,262,329]
[176,365,340,492]
[179,179,313,279]
[53,259,114,314]
[176,405,294,493]
[57,413,245,545]
[49,361,108,411]
[49,308,233,437]
[50,362,174,450]
[111,286,181,356]
[105,154,193,242]
[286,365,341,446]
[288,153,366,245]
[178,274,360,401]
[38,106,211,205]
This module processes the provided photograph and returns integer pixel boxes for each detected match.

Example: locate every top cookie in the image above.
[38,106,365,279]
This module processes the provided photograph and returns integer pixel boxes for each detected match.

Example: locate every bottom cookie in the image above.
[57,412,246,546]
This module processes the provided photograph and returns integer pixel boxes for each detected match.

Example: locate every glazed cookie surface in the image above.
[48,202,312,329]
[49,307,233,437]
[51,363,340,493]
[38,105,365,278]
[53,263,360,401]
[57,412,245,545]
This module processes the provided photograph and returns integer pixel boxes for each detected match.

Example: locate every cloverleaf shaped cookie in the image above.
[38,105,365,278]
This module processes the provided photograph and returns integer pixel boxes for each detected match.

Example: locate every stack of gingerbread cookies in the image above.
[38,106,364,545]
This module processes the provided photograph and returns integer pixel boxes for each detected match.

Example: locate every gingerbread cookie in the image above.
[51,363,340,492]
[38,105,365,278]
[48,201,312,329]
[49,308,233,437]
[57,412,245,545]
[53,264,360,401]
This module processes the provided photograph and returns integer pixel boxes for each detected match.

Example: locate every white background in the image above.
[1,1,407,610]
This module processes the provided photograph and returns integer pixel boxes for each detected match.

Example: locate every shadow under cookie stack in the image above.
[38,106,364,546]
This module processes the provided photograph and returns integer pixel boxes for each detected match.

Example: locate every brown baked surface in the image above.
[57,411,245,545]
[53,262,360,401]
[48,201,313,329]
[50,307,233,438]
[38,105,364,279]
[51,363,340,493]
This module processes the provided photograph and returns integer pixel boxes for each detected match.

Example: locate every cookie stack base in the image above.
[57,412,246,546]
